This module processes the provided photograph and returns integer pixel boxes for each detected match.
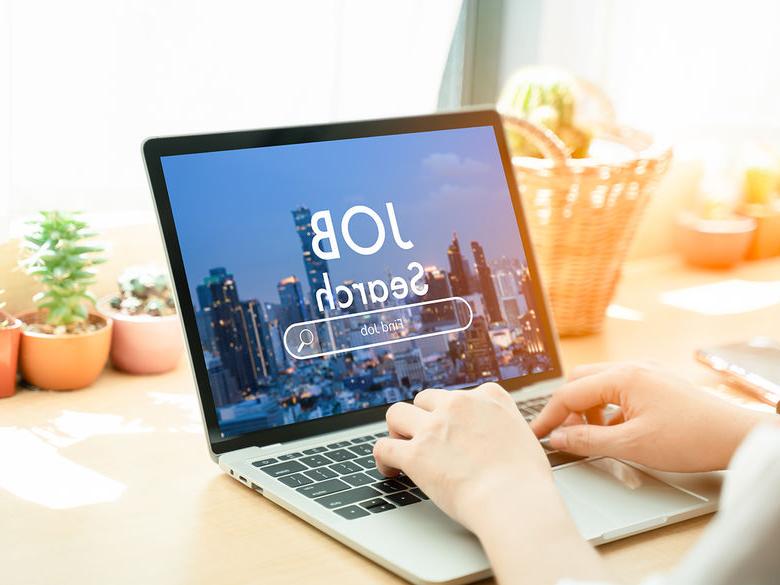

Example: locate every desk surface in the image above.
[2,256,778,585]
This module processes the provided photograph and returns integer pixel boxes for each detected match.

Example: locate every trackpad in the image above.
[553,457,707,541]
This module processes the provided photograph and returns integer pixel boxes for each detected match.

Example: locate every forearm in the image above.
[472,474,607,585]
[707,405,776,470]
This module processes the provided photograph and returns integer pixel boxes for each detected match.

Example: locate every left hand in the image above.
[373,382,553,534]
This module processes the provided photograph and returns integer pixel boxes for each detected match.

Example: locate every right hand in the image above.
[531,362,769,472]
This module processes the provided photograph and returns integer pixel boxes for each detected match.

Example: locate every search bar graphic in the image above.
[283,296,473,361]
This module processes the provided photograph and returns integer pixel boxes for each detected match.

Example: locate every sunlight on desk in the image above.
[606,304,645,322]
[661,279,780,315]
[0,427,126,509]
[40,410,153,447]
[147,391,202,433]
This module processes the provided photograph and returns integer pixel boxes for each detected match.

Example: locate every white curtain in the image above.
[1,0,461,235]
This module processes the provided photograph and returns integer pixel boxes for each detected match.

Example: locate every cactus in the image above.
[20,211,106,333]
[498,67,592,159]
[109,266,176,317]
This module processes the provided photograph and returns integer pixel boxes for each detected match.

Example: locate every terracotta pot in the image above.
[675,213,756,269]
[98,298,183,375]
[0,312,22,398]
[18,312,112,391]
[740,203,780,260]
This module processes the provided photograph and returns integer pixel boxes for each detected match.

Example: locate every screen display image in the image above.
[162,126,553,438]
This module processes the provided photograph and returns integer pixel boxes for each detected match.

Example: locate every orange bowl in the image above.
[675,213,756,269]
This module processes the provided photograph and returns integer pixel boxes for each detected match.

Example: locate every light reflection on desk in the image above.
[661,279,780,315]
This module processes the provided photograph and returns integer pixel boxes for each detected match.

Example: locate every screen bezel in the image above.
[143,109,563,456]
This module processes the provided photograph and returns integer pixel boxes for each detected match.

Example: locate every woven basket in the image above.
[504,114,672,336]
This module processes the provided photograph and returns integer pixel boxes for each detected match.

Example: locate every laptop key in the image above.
[260,460,307,477]
[333,505,370,520]
[410,488,428,500]
[297,478,350,499]
[300,454,333,468]
[302,446,328,455]
[330,462,362,475]
[327,449,356,462]
[251,458,277,467]
[351,435,374,443]
[386,491,421,507]
[364,468,386,481]
[374,431,389,438]
[349,444,374,457]
[277,452,303,461]
[327,441,352,449]
[360,498,396,514]
[373,479,405,494]
[397,475,416,488]
[278,473,313,488]
[316,486,382,509]
[547,451,586,468]
[304,468,338,482]
[342,473,374,487]
[354,455,376,469]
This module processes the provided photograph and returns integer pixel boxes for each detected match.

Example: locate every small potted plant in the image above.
[0,291,23,398]
[18,211,112,390]
[98,266,183,375]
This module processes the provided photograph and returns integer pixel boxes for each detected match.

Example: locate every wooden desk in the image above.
[2,256,778,585]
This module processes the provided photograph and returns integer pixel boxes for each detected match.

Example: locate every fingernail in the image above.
[550,429,567,449]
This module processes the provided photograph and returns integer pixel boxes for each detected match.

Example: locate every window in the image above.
[2,1,461,236]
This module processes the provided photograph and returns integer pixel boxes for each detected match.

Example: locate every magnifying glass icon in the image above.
[297,328,315,353]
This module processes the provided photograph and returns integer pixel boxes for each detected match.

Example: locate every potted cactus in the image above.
[98,266,183,374]
[0,291,23,398]
[497,66,594,158]
[18,211,112,390]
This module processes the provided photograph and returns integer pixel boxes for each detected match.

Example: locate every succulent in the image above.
[109,266,176,317]
[20,211,105,332]
[498,67,592,159]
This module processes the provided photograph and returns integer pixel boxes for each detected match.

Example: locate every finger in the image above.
[531,369,624,438]
[548,422,629,457]
[607,411,625,426]
[385,402,429,438]
[476,381,516,409]
[561,412,585,427]
[413,388,451,411]
[373,437,409,477]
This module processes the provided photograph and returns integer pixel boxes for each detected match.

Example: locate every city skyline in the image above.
[191,213,548,436]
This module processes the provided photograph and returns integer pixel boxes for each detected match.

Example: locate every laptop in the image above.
[143,109,719,585]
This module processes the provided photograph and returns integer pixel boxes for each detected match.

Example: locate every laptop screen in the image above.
[162,125,554,439]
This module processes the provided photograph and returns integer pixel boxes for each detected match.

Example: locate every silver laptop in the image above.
[144,110,719,585]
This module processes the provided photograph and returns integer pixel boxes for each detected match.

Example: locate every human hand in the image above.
[373,382,552,534]
[531,362,768,472]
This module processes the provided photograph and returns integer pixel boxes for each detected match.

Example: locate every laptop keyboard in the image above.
[252,430,428,520]
[250,397,582,520]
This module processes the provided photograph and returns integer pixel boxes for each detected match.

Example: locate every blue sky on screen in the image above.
[162,125,527,308]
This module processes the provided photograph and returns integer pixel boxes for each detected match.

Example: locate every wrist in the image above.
[466,466,557,538]
[470,470,605,583]
[724,407,776,462]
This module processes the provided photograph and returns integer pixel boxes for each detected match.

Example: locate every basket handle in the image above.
[500,113,570,167]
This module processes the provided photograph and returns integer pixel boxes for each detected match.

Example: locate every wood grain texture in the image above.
[1,255,777,585]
